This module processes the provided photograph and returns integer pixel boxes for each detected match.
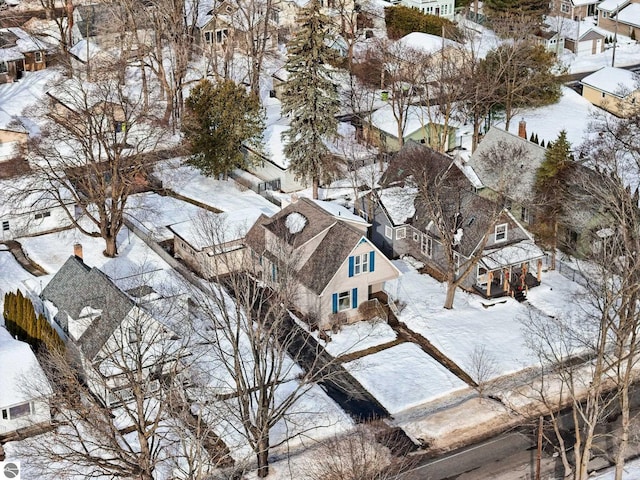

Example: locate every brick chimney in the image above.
[518,119,527,140]
[74,243,83,260]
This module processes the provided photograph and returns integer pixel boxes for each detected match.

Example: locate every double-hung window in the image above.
[353,253,369,275]
[495,223,508,242]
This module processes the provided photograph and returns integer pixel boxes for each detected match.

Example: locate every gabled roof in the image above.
[618,3,640,28]
[41,255,135,361]
[245,198,370,295]
[467,127,546,201]
[581,66,638,97]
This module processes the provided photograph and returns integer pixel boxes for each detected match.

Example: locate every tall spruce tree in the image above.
[182,79,264,179]
[535,130,573,269]
[281,0,340,199]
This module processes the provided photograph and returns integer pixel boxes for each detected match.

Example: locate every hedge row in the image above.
[385,6,460,40]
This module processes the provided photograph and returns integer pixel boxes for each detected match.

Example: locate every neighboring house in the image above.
[363,103,460,152]
[581,66,640,117]
[533,29,565,53]
[246,98,374,192]
[0,27,48,84]
[278,0,357,37]
[170,206,277,278]
[467,125,610,256]
[0,175,75,241]
[399,0,456,19]
[597,0,640,39]
[0,327,52,440]
[0,107,28,161]
[41,252,180,407]
[245,197,400,328]
[195,0,278,54]
[72,3,154,51]
[359,143,546,300]
[552,0,600,20]
[564,28,605,55]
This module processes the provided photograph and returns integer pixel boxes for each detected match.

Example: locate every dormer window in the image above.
[495,223,508,242]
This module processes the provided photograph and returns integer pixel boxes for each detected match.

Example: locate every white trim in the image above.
[495,223,508,242]
[384,225,393,239]
[396,227,406,240]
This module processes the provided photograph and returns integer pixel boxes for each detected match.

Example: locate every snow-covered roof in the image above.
[171,207,271,250]
[0,107,27,133]
[263,122,289,169]
[370,103,463,139]
[481,240,546,270]
[618,3,640,27]
[0,328,51,408]
[581,66,638,97]
[378,186,417,226]
[397,32,462,54]
[310,198,369,225]
[68,39,102,62]
[597,0,629,12]
[0,27,49,63]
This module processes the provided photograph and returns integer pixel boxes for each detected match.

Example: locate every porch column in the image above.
[487,271,493,297]
[503,267,510,293]
[537,259,542,282]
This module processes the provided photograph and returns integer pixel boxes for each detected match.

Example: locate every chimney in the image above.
[74,243,83,260]
[518,119,527,140]
[290,193,299,203]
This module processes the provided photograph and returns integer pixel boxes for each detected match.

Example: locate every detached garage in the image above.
[565,28,605,56]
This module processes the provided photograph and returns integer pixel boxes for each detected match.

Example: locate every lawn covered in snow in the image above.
[313,319,397,358]
[387,260,539,380]
[344,342,468,414]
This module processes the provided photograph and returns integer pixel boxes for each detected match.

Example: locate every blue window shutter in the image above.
[348,256,354,277]
[352,288,358,309]
[332,293,338,313]
[369,251,375,272]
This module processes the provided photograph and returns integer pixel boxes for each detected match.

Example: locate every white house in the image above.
[245,197,401,329]
[399,0,456,20]
[0,327,52,439]
[41,252,182,408]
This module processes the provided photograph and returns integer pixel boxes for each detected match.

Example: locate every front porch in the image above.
[473,255,544,300]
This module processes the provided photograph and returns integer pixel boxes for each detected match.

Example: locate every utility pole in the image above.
[612,5,619,67]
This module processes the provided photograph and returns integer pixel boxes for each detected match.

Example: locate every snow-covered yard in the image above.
[345,343,468,414]
[387,260,540,379]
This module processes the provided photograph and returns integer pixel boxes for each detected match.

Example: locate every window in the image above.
[2,402,32,420]
[270,8,280,22]
[2,220,9,231]
[495,223,508,242]
[353,253,369,275]
[114,121,127,133]
[204,31,213,43]
[396,227,406,240]
[421,234,433,258]
[128,327,138,343]
[357,209,369,222]
[349,252,375,277]
[384,225,393,239]
[561,3,570,13]
[0,62,7,74]
[602,92,606,98]
[34,51,43,63]
[521,206,531,223]
[413,231,419,242]
[337,290,351,311]
[35,211,51,220]
[477,266,488,285]
[216,29,228,44]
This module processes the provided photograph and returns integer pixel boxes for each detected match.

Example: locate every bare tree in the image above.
[187,216,357,478]
[305,423,415,480]
[13,76,168,257]
[468,345,498,399]
[401,144,502,308]
[16,293,227,480]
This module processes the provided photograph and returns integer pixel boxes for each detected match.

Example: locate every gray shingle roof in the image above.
[467,127,546,201]
[41,255,134,361]
[246,198,366,295]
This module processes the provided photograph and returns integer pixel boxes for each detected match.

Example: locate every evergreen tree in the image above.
[281,0,340,199]
[182,79,265,179]
[535,130,573,269]
[540,139,545,148]
[533,133,539,144]
[530,132,535,142]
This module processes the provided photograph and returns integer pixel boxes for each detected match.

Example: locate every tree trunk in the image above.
[614,382,630,480]
[104,235,118,257]
[312,177,319,200]
[256,434,270,478]
[444,279,456,309]
[550,219,558,270]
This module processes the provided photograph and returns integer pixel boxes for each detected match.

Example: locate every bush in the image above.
[384,6,460,40]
